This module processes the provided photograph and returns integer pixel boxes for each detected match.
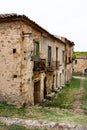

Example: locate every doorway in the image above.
[60,73,61,87]
[44,77,47,98]
[56,73,58,88]
[34,81,40,104]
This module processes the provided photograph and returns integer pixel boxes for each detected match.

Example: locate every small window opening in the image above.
[13,49,16,53]
[24,51,26,53]
[13,75,17,78]
[24,57,26,60]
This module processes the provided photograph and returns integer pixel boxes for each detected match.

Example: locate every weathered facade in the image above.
[0,14,74,106]
[58,36,74,83]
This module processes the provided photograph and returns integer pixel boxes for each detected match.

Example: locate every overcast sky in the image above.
[0,0,87,51]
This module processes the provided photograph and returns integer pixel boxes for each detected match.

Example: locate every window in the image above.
[48,46,52,66]
[33,61,40,71]
[34,41,39,56]
[56,47,58,61]
[62,51,64,63]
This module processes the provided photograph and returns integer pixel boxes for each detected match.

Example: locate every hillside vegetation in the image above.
[73,51,87,57]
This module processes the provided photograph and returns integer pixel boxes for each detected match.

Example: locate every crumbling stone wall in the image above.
[0,21,22,106]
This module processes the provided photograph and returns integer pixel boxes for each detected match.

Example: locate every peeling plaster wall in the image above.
[65,46,73,83]
[54,41,65,88]
[41,36,54,93]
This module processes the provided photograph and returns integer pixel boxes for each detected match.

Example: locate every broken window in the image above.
[33,61,40,71]
[62,51,64,63]
[48,46,52,66]
[56,47,58,61]
[34,41,39,56]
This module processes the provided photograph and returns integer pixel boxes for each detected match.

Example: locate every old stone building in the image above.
[0,14,74,106]
[74,56,87,75]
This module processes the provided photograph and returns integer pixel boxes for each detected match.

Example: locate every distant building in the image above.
[74,55,87,75]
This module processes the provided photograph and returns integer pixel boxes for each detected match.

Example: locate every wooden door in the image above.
[34,81,40,104]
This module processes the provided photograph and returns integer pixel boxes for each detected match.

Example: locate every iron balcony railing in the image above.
[46,61,60,72]
[33,58,60,72]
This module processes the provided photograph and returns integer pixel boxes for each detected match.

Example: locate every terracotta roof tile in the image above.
[0,13,17,18]
[0,13,74,46]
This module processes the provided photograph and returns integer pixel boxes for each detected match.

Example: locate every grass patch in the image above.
[0,122,8,130]
[0,101,26,117]
[73,51,87,57]
[40,78,80,109]
[81,77,87,110]
[8,124,29,130]
[0,122,43,130]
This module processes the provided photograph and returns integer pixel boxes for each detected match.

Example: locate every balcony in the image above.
[46,65,54,72]
[39,59,46,71]
[31,55,40,61]
[46,61,60,72]
[53,61,60,70]
[33,59,60,73]
[33,58,46,72]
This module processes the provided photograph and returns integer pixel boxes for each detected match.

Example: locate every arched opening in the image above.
[84,68,87,75]
[44,77,47,98]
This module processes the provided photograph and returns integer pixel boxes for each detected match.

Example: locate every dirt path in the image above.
[73,77,84,113]
[0,117,87,130]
